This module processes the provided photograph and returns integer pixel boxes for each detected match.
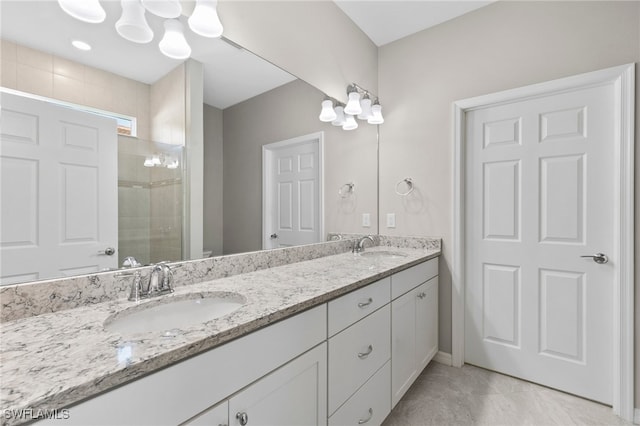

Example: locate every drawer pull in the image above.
[358,408,374,424]
[358,345,373,359]
[417,292,426,299]
[357,298,373,308]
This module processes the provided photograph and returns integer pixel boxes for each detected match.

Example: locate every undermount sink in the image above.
[358,251,408,259]
[104,292,246,335]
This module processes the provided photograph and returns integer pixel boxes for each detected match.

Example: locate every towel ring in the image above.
[395,178,414,196]
[339,182,355,198]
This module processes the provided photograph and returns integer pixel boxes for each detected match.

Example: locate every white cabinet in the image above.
[328,361,391,426]
[328,304,390,414]
[228,343,327,426]
[391,276,438,407]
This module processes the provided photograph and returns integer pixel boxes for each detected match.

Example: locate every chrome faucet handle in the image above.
[127,271,143,302]
[158,262,174,292]
[147,264,163,294]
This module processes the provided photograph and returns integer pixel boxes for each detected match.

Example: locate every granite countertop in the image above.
[0,246,440,421]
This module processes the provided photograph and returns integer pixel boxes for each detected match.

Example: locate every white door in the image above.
[465,84,615,403]
[1,92,118,284]
[263,133,323,249]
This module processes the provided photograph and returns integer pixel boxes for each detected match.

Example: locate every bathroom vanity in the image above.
[0,238,440,426]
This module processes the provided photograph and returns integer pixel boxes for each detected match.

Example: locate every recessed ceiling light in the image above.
[71,40,92,51]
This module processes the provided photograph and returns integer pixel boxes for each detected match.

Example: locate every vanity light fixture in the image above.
[141,0,182,19]
[116,0,154,44]
[342,114,358,131]
[368,99,384,124]
[188,0,224,38]
[331,105,346,127]
[320,83,384,130]
[159,19,191,60]
[357,93,373,120]
[58,0,106,23]
[58,0,224,61]
[344,84,362,116]
[319,99,337,122]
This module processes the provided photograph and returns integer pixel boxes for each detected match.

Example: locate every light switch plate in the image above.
[362,213,371,227]
[386,213,396,228]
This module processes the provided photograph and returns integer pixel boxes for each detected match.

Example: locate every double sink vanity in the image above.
[0,236,440,426]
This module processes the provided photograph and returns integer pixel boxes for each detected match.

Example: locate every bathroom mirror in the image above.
[0,1,378,285]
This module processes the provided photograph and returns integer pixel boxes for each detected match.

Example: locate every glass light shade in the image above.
[141,0,181,18]
[143,156,154,167]
[151,155,162,166]
[331,106,346,127]
[58,0,106,23]
[188,0,224,38]
[319,100,337,122]
[357,96,373,120]
[159,19,191,60]
[342,114,358,131]
[116,0,154,44]
[368,103,384,124]
[344,91,362,115]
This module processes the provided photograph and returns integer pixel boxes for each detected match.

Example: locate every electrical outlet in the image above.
[386,213,396,228]
[362,213,371,227]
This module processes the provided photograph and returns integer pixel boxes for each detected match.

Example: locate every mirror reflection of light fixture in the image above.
[368,99,384,125]
[357,93,373,120]
[159,19,191,60]
[319,99,337,122]
[57,0,106,23]
[141,0,182,18]
[116,0,154,44]
[342,114,358,131]
[331,106,346,127]
[59,0,224,61]
[143,153,179,168]
[343,84,362,115]
[188,0,224,38]
[320,83,383,130]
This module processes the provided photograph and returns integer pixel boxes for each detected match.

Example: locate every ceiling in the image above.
[335,0,494,46]
[1,1,493,109]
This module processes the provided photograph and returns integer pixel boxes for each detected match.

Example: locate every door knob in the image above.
[580,253,608,264]
[270,233,278,239]
[98,247,115,256]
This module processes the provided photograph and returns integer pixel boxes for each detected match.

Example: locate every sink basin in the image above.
[104,292,246,335]
[358,251,408,259]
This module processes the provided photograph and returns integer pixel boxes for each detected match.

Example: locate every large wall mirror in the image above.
[0,1,378,285]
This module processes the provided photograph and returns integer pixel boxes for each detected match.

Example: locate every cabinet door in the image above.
[391,288,418,408]
[416,277,438,371]
[229,343,327,426]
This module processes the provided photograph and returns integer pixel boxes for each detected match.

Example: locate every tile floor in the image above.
[382,362,631,426]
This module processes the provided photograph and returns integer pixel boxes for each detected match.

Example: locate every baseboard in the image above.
[433,351,453,366]
[634,408,640,424]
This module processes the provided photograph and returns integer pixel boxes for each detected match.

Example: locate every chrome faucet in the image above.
[353,235,376,253]
[127,262,175,302]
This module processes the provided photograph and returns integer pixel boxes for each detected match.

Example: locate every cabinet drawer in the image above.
[328,277,390,337]
[391,258,438,299]
[328,304,391,415]
[329,361,391,426]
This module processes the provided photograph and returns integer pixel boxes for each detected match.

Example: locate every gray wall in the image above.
[377,0,639,405]
[203,104,224,256]
[219,1,377,102]
[222,79,378,255]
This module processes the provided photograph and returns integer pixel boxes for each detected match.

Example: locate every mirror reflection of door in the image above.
[0,92,118,284]
[262,133,324,249]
